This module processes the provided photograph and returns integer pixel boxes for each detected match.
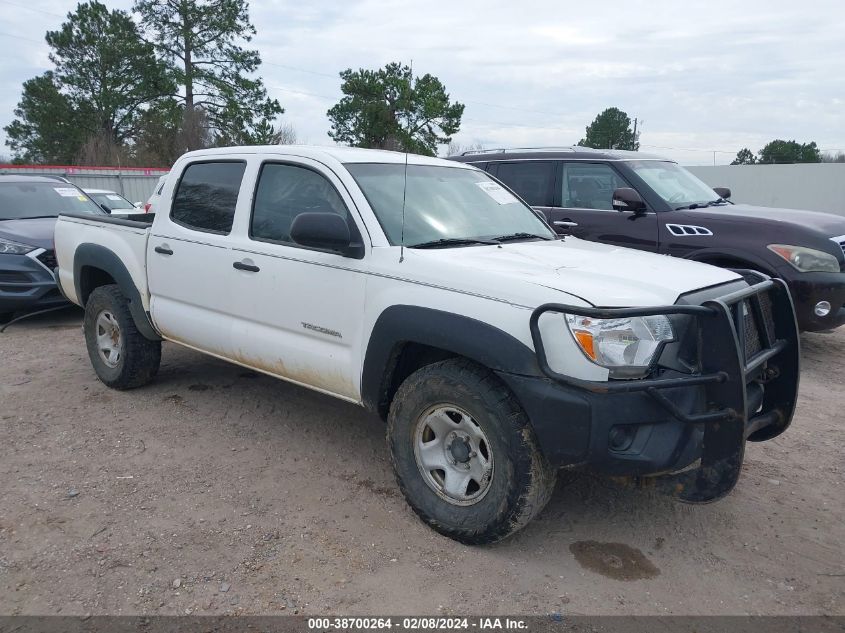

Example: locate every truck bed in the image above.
[54,212,153,310]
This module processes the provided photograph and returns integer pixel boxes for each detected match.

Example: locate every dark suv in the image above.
[450,147,845,332]
[0,175,106,322]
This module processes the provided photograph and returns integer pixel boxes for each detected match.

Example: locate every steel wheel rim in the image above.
[95,310,122,368]
[413,404,494,506]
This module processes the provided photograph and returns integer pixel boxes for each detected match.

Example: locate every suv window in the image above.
[171,162,246,233]
[251,163,349,245]
[561,163,627,210]
[494,161,554,206]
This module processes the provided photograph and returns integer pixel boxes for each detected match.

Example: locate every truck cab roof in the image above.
[182,145,477,168]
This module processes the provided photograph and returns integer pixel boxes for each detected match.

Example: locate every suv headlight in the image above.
[0,237,36,255]
[565,314,674,379]
[767,244,840,273]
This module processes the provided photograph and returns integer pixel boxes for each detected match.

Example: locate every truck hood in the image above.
[0,217,57,250]
[690,203,845,235]
[407,237,739,307]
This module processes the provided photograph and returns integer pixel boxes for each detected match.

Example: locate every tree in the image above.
[731,147,757,165]
[4,72,89,163]
[327,62,464,156]
[134,0,283,148]
[446,141,484,156]
[758,139,821,164]
[578,107,639,151]
[4,1,172,163]
[821,151,845,163]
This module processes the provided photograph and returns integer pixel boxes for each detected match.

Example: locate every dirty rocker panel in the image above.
[528,273,800,503]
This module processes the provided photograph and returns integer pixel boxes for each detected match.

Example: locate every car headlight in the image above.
[0,237,36,255]
[767,244,840,273]
[565,314,674,379]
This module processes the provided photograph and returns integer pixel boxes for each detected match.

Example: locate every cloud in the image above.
[1,0,843,164]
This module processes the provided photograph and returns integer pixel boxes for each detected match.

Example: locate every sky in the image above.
[0,0,843,165]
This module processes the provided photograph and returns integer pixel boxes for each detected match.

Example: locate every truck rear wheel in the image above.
[387,358,555,544]
[83,285,161,390]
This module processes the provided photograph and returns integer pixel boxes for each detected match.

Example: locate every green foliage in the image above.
[578,107,639,151]
[4,72,88,163]
[731,148,757,165]
[758,139,821,164]
[134,0,282,148]
[4,1,172,164]
[327,62,464,156]
[46,1,173,143]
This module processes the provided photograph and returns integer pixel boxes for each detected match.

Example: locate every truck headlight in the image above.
[0,237,36,255]
[565,314,674,379]
[767,244,840,273]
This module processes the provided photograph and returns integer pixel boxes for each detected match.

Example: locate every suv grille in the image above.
[833,235,845,259]
[36,249,58,271]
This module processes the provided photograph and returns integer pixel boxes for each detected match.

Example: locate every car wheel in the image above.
[387,358,556,544]
[83,285,161,389]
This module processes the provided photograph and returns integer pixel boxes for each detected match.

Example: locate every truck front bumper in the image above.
[501,273,800,503]
[0,249,67,316]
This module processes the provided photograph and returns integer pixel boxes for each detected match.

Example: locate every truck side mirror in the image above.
[99,202,112,214]
[290,212,363,258]
[713,187,731,200]
[612,187,647,213]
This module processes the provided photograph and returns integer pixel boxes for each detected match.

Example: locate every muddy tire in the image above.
[83,285,161,390]
[387,358,555,545]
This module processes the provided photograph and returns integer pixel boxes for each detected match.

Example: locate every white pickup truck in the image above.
[54,146,800,544]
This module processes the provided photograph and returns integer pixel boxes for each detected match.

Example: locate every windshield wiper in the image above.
[408,237,501,249]
[488,232,553,243]
[675,199,731,210]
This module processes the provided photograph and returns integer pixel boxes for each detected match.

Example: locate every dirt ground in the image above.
[1,308,842,616]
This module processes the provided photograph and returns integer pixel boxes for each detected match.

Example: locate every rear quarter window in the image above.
[170,162,246,234]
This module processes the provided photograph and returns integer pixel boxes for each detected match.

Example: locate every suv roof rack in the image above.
[460,146,608,156]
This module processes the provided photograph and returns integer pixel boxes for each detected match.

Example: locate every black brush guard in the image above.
[529,273,800,503]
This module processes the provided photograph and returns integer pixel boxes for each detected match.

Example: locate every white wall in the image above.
[687,164,845,217]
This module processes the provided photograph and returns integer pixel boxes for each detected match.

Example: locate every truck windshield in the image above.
[0,182,105,220]
[345,163,555,247]
[627,161,721,209]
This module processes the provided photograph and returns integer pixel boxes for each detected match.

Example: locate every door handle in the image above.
[233,261,260,273]
[154,245,173,255]
[554,220,578,228]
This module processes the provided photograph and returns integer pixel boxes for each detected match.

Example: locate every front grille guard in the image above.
[528,272,800,503]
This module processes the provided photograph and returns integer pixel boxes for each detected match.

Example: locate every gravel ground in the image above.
[0,308,842,616]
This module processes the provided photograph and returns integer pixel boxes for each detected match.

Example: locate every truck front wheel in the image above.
[387,359,555,544]
[83,285,161,390]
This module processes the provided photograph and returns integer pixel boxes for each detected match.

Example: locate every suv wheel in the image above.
[387,358,555,544]
[83,285,161,389]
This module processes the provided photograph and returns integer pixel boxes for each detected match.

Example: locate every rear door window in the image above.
[170,161,246,234]
[494,161,554,206]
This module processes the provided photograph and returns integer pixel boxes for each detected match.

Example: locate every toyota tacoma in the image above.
[54,146,800,544]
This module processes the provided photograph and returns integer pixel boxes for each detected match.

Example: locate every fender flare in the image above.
[73,243,160,341]
[360,305,541,414]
